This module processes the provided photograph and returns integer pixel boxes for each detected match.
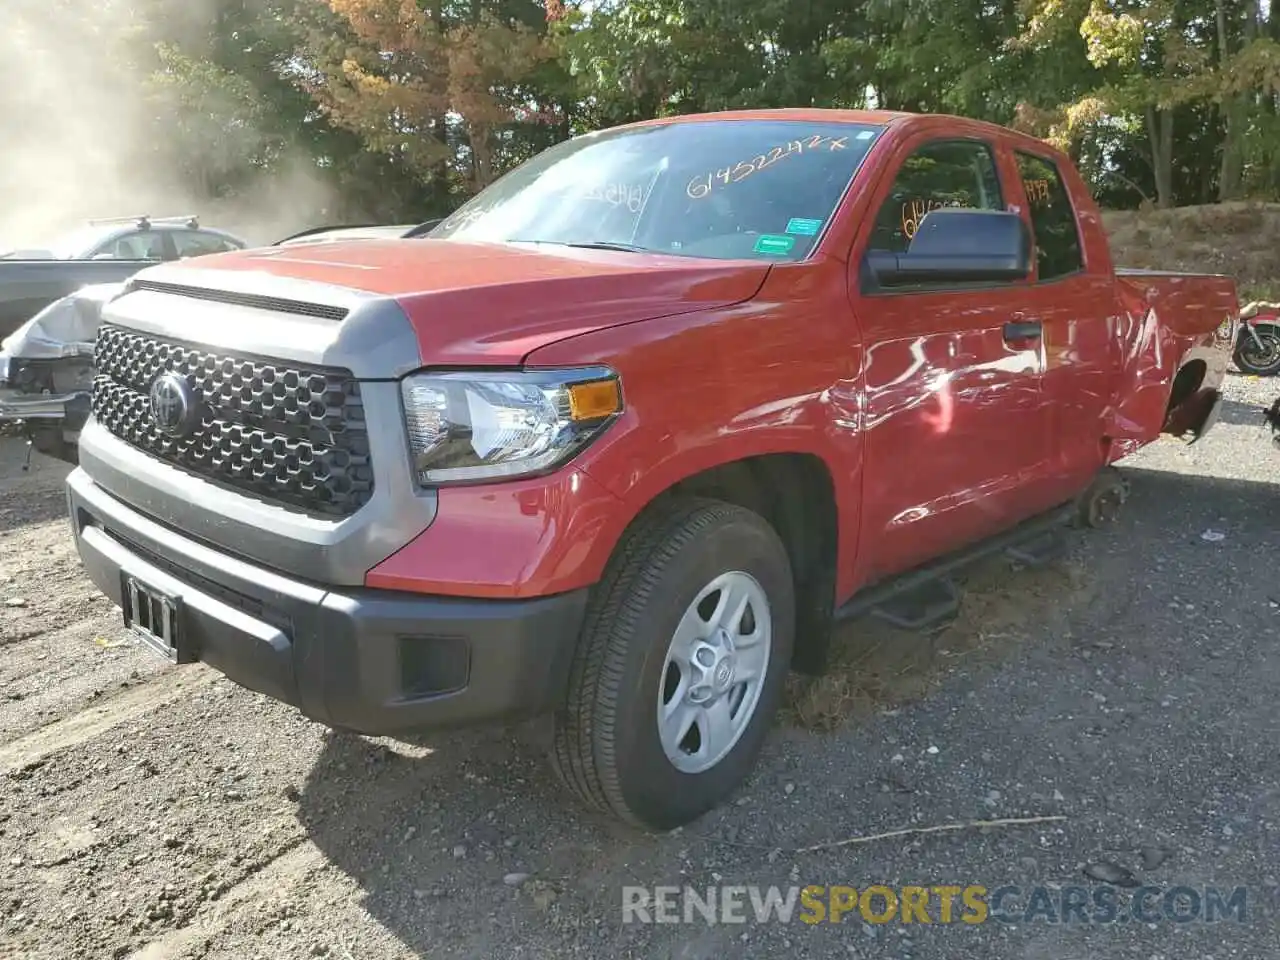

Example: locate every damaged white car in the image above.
[0,282,123,467]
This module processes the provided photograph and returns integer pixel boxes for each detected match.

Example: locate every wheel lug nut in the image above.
[695,648,715,667]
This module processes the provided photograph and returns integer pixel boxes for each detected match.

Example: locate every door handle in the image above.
[1003,319,1042,342]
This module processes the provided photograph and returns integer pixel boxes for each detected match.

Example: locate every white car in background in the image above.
[0,215,250,341]
[1,215,249,262]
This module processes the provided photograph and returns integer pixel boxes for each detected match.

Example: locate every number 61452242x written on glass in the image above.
[686,134,849,200]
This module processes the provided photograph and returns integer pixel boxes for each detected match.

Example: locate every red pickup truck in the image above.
[66,109,1235,830]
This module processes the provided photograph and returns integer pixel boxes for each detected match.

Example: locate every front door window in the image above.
[868,140,1005,257]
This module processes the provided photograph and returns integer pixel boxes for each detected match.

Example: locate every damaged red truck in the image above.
[66,109,1236,830]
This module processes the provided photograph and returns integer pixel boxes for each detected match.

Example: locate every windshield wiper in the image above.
[506,239,649,254]
[506,240,650,256]
[562,241,646,252]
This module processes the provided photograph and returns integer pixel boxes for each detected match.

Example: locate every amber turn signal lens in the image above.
[568,379,621,421]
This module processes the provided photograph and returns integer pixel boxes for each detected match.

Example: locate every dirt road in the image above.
[2,375,1278,960]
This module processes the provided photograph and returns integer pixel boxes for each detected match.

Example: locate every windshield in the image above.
[431,119,884,262]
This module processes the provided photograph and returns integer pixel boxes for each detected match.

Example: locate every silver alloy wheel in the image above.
[656,570,773,774]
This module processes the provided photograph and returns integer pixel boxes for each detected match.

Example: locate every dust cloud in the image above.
[0,0,338,251]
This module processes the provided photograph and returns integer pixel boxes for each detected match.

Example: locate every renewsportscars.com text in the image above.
[621,884,1249,926]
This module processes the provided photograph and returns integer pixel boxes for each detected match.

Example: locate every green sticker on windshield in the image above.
[753,234,796,256]
[785,217,823,236]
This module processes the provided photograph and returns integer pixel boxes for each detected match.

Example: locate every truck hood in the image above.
[153,239,772,365]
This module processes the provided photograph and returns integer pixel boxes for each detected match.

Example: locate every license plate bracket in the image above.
[121,574,193,663]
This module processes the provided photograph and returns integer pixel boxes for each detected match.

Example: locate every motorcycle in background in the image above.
[1234,302,1280,376]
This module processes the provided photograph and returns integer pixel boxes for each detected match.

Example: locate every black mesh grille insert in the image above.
[92,323,373,518]
[130,279,349,321]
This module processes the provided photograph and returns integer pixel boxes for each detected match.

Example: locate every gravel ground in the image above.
[1,373,1277,960]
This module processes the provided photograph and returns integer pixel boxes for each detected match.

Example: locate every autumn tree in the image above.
[304,0,562,195]
[24,0,1280,229]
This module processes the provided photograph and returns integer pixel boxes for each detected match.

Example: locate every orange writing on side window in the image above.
[900,198,955,241]
[1022,178,1051,205]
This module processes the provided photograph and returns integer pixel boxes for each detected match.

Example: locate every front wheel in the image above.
[1234,326,1280,376]
[551,498,795,830]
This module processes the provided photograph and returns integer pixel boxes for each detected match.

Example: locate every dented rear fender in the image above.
[1103,271,1236,459]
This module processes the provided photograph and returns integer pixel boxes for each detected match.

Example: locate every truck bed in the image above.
[1109,265,1237,451]
[1115,266,1236,338]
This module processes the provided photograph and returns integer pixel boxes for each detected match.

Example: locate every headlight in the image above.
[400,367,622,485]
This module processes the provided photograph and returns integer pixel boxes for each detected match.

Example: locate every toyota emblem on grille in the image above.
[149,372,199,438]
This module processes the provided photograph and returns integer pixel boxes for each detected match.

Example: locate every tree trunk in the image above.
[1147,105,1175,208]
[469,125,494,192]
[1219,103,1246,199]
[1217,0,1258,201]
[1216,0,1241,200]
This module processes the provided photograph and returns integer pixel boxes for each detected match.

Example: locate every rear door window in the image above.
[1015,151,1083,281]
[101,232,168,260]
[173,231,243,258]
[868,140,1004,254]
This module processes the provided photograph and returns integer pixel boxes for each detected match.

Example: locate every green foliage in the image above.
[1080,1,1148,68]
[71,0,1280,218]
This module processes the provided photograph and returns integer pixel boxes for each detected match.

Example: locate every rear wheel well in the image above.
[1162,358,1208,435]
[1166,359,1206,414]
[635,454,839,675]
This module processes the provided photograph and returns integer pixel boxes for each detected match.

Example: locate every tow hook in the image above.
[1075,467,1130,528]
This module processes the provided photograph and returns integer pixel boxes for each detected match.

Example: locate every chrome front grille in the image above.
[92,323,373,517]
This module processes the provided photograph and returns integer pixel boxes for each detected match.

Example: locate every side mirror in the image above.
[864,209,1031,289]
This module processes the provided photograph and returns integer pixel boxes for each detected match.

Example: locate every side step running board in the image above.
[869,577,959,630]
[1004,530,1067,568]
[835,502,1076,629]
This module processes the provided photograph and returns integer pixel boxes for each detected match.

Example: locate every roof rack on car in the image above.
[87,215,200,230]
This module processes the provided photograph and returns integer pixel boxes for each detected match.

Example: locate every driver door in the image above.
[849,135,1052,584]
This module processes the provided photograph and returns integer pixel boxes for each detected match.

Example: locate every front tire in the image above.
[551,498,794,830]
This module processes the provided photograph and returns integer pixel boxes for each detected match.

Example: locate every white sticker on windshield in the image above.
[856,131,875,140]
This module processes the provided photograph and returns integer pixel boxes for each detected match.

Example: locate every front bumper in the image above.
[0,353,88,422]
[0,387,84,420]
[67,467,590,735]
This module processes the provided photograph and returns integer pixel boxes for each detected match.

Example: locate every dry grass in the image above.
[1103,200,1280,301]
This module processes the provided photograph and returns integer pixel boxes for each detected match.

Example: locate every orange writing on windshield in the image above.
[686,134,849,200]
